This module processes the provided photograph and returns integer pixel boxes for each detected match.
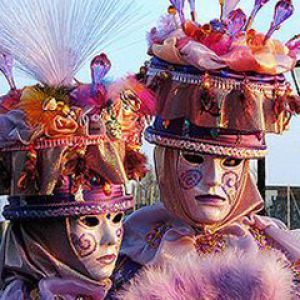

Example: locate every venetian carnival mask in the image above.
[176,151,245,225]
[67,212,124,281]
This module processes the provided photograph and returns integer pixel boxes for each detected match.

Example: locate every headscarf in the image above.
[0,218,110,292]
[154,146,264,232]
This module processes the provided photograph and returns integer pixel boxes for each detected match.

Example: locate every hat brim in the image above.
[145,126,267,159]
[4,194,134,220]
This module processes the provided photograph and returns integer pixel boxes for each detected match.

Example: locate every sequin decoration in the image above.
[145,223,172,249]
[290,260,300,285]
[194,233,226,254]
[249,227,274,250]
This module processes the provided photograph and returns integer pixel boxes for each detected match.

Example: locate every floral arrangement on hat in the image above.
[0,0,156,198]
[148,0,300,75]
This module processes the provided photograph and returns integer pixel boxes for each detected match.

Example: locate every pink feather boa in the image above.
[117,249,295,300]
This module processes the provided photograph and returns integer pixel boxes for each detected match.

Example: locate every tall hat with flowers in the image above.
[0,0,156,220]
[143,0,300,159]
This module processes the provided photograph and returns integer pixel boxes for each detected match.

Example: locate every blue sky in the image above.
[0,0,299,186]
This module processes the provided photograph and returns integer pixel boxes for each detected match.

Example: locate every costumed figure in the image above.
[0,0,155,299]
[111,1,300,299]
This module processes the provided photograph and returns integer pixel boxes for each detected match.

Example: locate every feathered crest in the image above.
[0,0,145,87]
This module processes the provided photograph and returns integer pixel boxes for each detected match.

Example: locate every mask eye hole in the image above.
[181,152,204,165]
[222,158,243,168]
[80,216,99,227]
[111,212,124,224]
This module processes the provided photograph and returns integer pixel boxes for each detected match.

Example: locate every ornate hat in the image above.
[143,0,300,159]
[0,0,156,220]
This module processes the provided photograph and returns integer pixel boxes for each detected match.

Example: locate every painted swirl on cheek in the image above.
[70,233,97,257]
[179,170,203,190]
[221,171,240,200]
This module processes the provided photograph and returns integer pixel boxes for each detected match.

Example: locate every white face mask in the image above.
[67,212,124,281]
[176,152,245,225]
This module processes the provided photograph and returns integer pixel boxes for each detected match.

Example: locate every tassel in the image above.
[124,149,148,181]
[17,145,38,191]
[272,84,300,131]
[148,71,172,92]
[285,84,300,114]
[239,80,256,117]
[199,74,220,117]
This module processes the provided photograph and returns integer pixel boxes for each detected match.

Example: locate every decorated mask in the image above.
[176,151,245,225]
[67,212,124,281]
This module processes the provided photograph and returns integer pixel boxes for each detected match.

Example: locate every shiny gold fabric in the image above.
[154,146,264,233]
[9,139,127,196]
[148,76,289,134]
[85,140,127,184]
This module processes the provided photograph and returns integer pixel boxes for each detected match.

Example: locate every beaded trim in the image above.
[145,223,172,249]
[145,130,267,159]
[3,199,134,220]
[195,233,226,254]
[1,135,106,152]
[147,67,287,93]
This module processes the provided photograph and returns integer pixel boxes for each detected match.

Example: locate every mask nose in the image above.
[203,159,222,188]
[99,220,117,246]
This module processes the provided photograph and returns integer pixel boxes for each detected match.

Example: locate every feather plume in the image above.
[118,249,294,300]
[0,0,145,87]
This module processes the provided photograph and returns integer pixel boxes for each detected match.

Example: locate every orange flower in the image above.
[184,21,198,38]
[18,86,79,138]
[246,29,265,53]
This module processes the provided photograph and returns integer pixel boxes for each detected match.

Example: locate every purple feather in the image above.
[0,53,16,90]
[227,9,247,37]
[118,249,294,300]
[170,0,185,25]
[244,0,271,30]
[264,0,295,43]
[188,0,196,21]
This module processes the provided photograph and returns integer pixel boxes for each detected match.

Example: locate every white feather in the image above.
[0,0,145,87]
